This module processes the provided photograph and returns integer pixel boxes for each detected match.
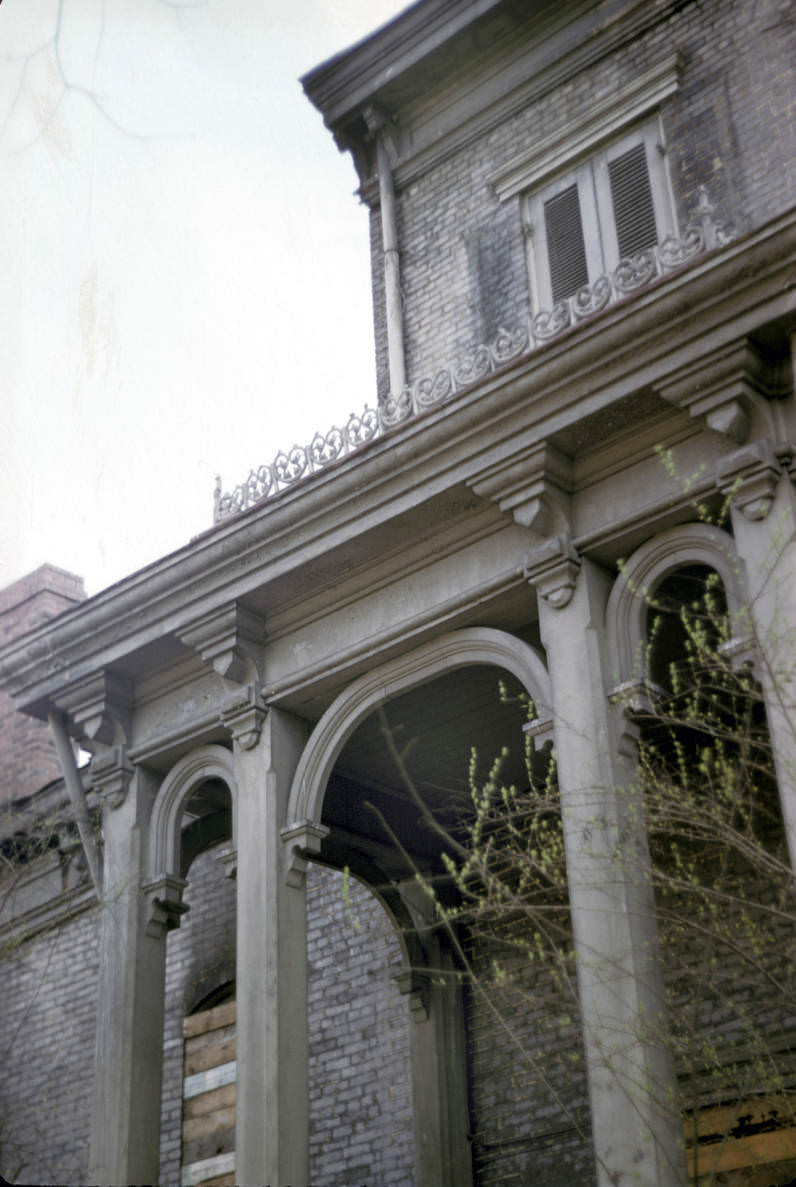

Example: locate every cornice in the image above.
[0,211,793,714]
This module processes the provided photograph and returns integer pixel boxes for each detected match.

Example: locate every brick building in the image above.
[1,1,796,1185]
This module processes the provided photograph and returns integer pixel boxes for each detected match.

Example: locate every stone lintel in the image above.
[179,604,265,685]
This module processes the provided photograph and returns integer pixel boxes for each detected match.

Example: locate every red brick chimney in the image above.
[0,565,86,804]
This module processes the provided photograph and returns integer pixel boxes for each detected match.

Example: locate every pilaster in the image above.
[526,536,685,1187]
[88,755,167,1186]
[233,705,311,1186]
[718,440,796,869]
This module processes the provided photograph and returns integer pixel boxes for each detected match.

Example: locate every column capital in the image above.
[717,438,783,520]
[524,532,581,608]
[220,683,268,749]
[280,819,329,888]
[178,603,266,685]
[142,873,189,938]
[89,745,135,809]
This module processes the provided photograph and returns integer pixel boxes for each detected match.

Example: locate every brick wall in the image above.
[160,852,415,1187]
[0,566,85,804]
[0,905,99,1185]
[371,0,796,399]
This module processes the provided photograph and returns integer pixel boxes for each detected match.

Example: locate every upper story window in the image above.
[523,119,675,312]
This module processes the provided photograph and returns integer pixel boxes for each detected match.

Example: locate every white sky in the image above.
[1,0,408,597]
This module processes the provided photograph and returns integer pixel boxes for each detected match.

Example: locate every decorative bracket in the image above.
[717,439,782,520]
[220,684,268,750]
[524,533,581,609]
[657,341,778,444]
[468,443,572,535]
[280,820,330,888]
[143,874,189,938]
[394,969,430,1024]
[179,604,266,686]
[88,745,135,810]
[54,671,132,749]
[521,714,555,753]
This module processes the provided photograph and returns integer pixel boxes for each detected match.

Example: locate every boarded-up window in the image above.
[181,999,236,1187]
[684,1095,796,1184]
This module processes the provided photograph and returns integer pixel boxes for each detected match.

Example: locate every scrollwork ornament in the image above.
[613,250,658,294]
[491,325,529,364]
[571,275,612,320]
[415,369,453,408]
[309,428,344,468]
[380,389,413,427]
[659,226,704,270]
[532,301,570,341]
[274,445,308,485]
[454,344,490,387]
[345,407,379,445]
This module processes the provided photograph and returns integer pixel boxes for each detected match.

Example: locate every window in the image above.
[524,120,675,311]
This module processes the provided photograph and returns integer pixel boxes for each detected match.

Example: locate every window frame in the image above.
[523,116,676,312]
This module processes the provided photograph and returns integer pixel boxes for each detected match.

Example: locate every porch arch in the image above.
[287,625,551,831]
[605,522,749,688]
[149,743,237,880]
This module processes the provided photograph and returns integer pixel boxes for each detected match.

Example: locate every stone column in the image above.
[88,750,176,1186]
[719,441,796,869]
[397,884,473,1187]
[231,704,311,1187]
[526,537,685,1187]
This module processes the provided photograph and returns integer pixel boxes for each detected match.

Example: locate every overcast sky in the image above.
[1,0,407,597]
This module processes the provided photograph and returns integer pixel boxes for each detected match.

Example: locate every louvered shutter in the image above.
[608,143,658,259]
[544,183,589,303]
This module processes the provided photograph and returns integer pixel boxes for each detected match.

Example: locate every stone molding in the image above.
[89,745,135,810]
[220,683,268,750]
[142,873,189,938]
[280,820,330,888]
[717,439,784,521]
[468,442,572,534]
[524,534,581,609]
[605,522,749,692]
[657,341,779,444]
[287,626,553,829]
[178,604,265,685]
[54,670,132,748]
[148,744,237,882]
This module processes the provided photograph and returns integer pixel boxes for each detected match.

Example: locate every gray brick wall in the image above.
[372,0,796,400]
[0,906,99,1185]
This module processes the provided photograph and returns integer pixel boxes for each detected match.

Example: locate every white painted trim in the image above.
[183,1059,237,1100]
[491,55,681,201]
[180,1150,235,1187]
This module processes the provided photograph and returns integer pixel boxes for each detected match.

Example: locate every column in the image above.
[397,883,473,1187]
[88,751,174,1186]
[527,537,685,1187]
[232,704,310,1187]
[719,440,796,869]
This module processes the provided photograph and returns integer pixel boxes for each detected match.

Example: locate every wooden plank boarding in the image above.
[181,1000,237,1186]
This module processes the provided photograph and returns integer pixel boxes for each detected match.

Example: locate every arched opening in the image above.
[306,656,591,1185]
[631,562,796,1182]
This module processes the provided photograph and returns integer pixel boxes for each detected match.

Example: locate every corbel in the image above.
[220,683,268,750]
[717,438,782,521]
[178,604,266,686]
[215,845,238,881]
[656,341,778,444]
[280,820,330,888]
[142,873,189,938]
[393,969,430,1024]
[54,670,132,748]
[524,533,581,609]
[468,442,573,536]
[89,745,135,810]
[521,714,555,754]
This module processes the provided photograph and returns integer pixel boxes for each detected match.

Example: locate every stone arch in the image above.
[149,744,237,880]
[605,522,749,689]
[286,626,552,832]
